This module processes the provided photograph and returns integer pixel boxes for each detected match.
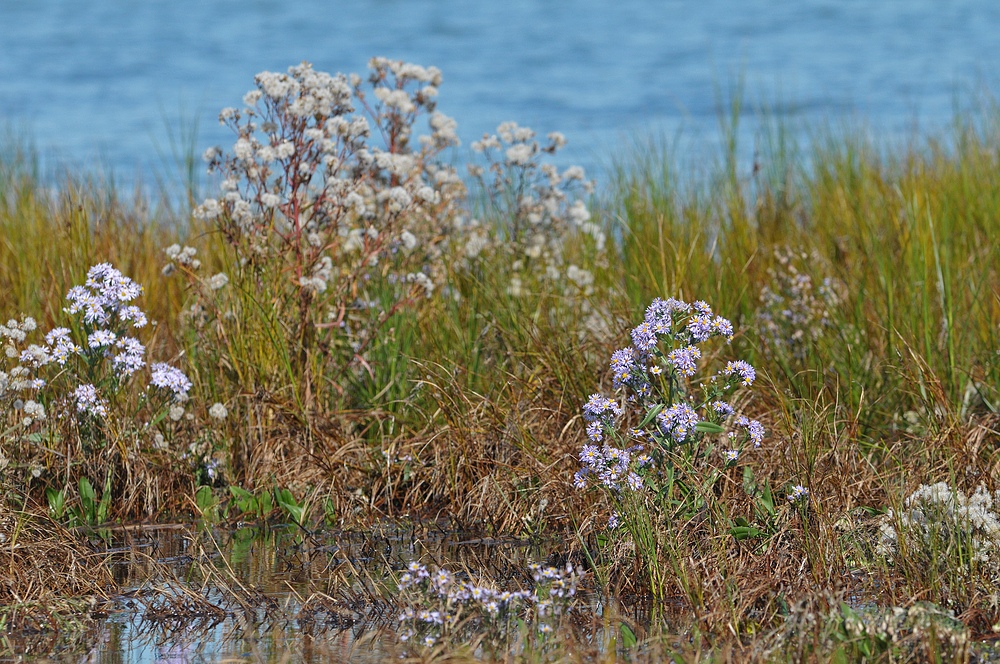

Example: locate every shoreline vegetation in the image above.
[4,59,1000,660]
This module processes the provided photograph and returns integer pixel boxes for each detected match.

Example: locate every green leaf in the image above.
[46,488,66,519]
[694,421,725,434]
[730,526,764,540]
[275,488,305,524]
[637,404,664,429]
[229,486,254,501]
[79,478,95,504]
[97,474,113,524]
[195,485,216,515]
[620,622,637,649]
[742,465,756,495]
[259,491,273,515]
[229,486,258,515]
[760,482,775,516]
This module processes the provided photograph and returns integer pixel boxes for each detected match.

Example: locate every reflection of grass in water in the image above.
[4,77,1000,660]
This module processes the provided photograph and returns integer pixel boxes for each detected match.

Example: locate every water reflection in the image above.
[27,524,626,663]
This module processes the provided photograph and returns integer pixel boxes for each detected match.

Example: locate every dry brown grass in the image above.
[0,507,115,635]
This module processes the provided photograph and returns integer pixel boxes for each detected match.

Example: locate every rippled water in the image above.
[2,1,999,184]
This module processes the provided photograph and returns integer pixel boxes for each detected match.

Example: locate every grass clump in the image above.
[0,506,115,647]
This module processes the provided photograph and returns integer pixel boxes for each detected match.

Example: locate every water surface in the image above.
[2,1,998,184]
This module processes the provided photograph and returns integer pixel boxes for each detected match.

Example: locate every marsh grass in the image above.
[0,507,115,649]
[5,83,1000,659]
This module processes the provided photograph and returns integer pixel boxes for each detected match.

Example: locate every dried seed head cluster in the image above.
[469,121,601,298]
[757,248,843,360]
[878,482,1000,568]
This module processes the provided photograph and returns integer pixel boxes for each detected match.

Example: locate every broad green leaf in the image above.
[195,485,215,513]
[79,478,95,503]
[730,526,764,540]
[694,421,725,434]
[621,622,637,648]
[760,482,775,516]
[637,404,664,428]
[229,486,254,502]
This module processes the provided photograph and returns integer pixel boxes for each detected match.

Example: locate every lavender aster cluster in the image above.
[150,363,193,402]
[656,403,700,444]
[582,394,621,422]
[112,337,146,377]
[757,249,843,360]
[574,444,646,491]
[787,484,810,504]
[66,263,146,328]
[667,345,702,377]
[573,297,767,529]
[73,384,107,418]
[45,328,80,365]
[724,360,756,386]
[734,415,766,447]
[3,264,195,426]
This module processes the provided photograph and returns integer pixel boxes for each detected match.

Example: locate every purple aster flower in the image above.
[45,327,80,365]
[711,316,734,340]
[735,415,765,447]
[150,363,192,401]
[582,394,621,422]
[692,300,713,316]
[66,264,146,327]
[88,330,117,349]
[579,444,600,466]
[644,297,689,330]
[687,313,715,343]
[631,321,658,354]
[609,347,640,390]
[788,485,809,504]
[667,345,702,377]
[656,403,700,444]
[120,305,148,328]
[724,360,756,386]
[112,337,146,377]
[712,400,735,416]
[73,384,107,418]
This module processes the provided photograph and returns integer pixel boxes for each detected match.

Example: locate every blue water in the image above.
[2,1,999,185]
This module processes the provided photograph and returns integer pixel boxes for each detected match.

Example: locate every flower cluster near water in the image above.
[2,264,191,437]
[574,297,765,526]
[395,560,582,647]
